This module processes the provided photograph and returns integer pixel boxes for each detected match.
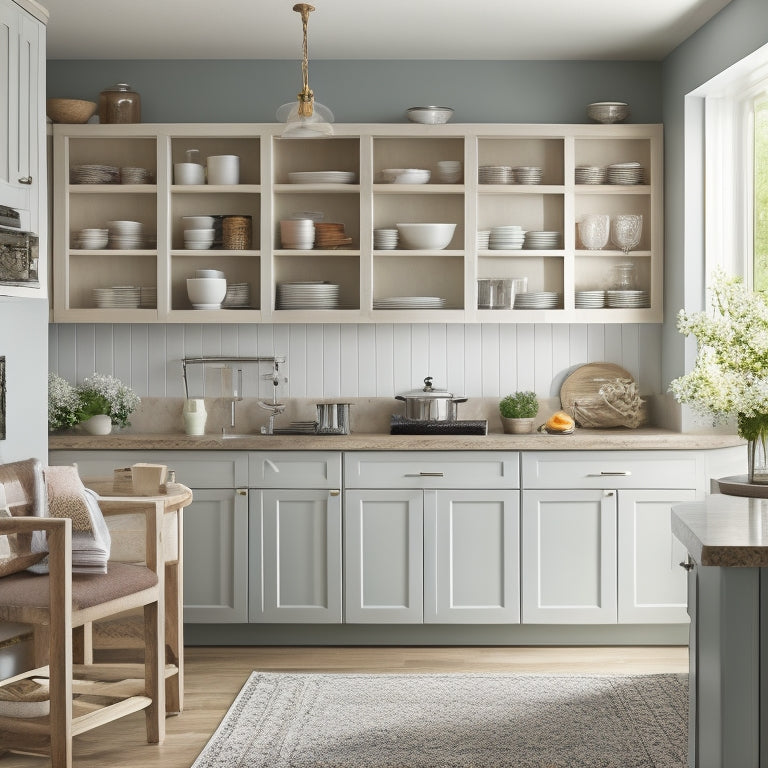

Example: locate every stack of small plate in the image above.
[314,222,353,248]
[524,231,561,249]
[107,220,145,250]
[606,162,644,184]
[514,291,561,310]
[76,228,108,250]
[280,219,315,249]
[477,230,491,249]
[92,286,141,309]
[575,290,606,308]
[120,167,152,184]
[71,164,120,184]
[606,289,650,308]
[489,225,525,250]
[381,168,430,184]
[374,229,399,249]
[287,170,356,184]
[223,282,250,308]
[513,166,543,184]
[478,166,512,184]
[373,296,446,310]
[575,166,607,184]
[140,286,156,308]
[277,282,340,310]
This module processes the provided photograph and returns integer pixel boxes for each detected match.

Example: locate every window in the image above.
[755,96,768,291]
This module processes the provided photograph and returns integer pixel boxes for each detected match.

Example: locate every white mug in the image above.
[183,398,207,435]
[174,162,205,185]
[207,155,240,185]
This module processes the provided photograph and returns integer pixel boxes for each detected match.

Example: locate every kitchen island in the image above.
[672,494,768,768]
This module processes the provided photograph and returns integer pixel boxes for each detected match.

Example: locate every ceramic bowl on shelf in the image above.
[586,101,630,124]
[406,106,454,124]
[182,215,215,229]
[396,222,456,250]
[186,277,226,307]
[46,98,97,124]
[381,168,431,184]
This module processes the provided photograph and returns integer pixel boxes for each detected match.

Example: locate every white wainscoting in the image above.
[48,323,662,400]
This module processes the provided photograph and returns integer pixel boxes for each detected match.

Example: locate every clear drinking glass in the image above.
[610,214,643,254]
[577,214,610,249]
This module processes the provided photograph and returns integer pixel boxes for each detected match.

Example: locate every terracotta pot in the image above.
[501,416,535,434]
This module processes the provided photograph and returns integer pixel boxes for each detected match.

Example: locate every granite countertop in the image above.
[673,494,768,567]
[48,428,745,452]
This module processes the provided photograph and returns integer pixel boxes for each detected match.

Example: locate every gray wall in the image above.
[661,0,768,388]
[47,59,663,124]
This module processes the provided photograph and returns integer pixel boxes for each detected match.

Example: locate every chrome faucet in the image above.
[259,401,286,435]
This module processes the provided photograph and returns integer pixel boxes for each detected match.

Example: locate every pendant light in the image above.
[276,3,334,138]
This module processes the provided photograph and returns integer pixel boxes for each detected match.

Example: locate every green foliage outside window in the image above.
[754,97,768,292]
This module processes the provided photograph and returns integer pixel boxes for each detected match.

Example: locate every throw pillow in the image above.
[43,465,93,533]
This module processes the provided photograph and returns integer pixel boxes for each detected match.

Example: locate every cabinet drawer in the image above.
[249,451,342,489]
[49,449,249,489]
[344,451,520,489]
[521,451,701,490]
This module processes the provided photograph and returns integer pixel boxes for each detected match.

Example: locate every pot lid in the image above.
[397,376,457,399]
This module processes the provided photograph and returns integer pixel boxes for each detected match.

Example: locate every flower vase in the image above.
[81,414,112,435]
[748,434,768,484]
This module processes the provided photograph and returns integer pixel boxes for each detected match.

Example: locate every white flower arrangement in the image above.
[47,372,81,431]
[669,270,768,440]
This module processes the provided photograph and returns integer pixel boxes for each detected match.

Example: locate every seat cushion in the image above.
[0,561,158,611]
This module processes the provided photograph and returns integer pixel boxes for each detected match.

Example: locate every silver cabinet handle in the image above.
[236,488,248,496]
[18,176,32,185]
[679,556,695,571]
[587,471,632,476]
[329,489,340,497]
[405,472,444,477]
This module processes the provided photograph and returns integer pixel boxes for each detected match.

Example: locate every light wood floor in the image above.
[1,645,688,768]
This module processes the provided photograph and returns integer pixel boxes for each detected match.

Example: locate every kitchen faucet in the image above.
[259,359,287,435]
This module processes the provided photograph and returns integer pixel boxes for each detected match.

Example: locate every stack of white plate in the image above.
[606,289,649,308]
[489,225,525,250]
[107,220,145,250]
[277,282,340,309]
[223,282,250,308]
[71,164,119,184]
[575,290,606,308]
[606,162,644,184]
[513,166,543,184]
[287,170,356,184]
[120,167,152,184]
[524,231,561,249]
[381,168,430,184]
[140,286,156,308]
[280,219,315,249]
[436,160,462,183]
[514,291,561,309]
[575,166,607,184]
[92,286,141,308]
[477,230,491,249]
[374,229,399,249]
[373,296,446,309]
[479,166,512,184]
[76,228,108,249]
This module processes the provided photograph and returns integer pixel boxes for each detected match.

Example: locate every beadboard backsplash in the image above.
[48,323,662,400]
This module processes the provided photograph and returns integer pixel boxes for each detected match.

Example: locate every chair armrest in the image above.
[0,516,69,535]
[96,499,164,573]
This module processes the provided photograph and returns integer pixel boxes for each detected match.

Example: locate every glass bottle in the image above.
[98,83,141,124]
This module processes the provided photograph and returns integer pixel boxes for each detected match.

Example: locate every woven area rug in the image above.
[192,672,688,768]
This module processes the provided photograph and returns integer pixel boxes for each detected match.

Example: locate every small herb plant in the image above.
[499,391,539,419]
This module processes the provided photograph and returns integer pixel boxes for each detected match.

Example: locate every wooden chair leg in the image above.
[72,622,93,664]
[165,560,183,714]
[143,599,165,744]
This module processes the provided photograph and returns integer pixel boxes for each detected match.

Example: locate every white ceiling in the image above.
[42,0,733,61]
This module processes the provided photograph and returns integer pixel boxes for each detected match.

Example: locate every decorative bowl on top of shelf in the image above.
[406,106,454,124]
[46,98,97,124]
[586,102,630,124]
[396,222,456,250]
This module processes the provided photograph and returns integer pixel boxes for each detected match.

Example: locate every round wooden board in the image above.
[560,363,638,423]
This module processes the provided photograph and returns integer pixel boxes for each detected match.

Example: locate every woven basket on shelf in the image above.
[223,215,252,250]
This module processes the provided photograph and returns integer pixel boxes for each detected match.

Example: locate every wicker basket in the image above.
[223,215,252,250]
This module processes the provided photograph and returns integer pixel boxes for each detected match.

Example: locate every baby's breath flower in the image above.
[47,372,80,431]
[77,372,141,428]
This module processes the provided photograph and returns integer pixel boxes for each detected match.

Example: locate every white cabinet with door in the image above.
[344,451,520,624]
[521,451,701,625]
[249,451,343,623]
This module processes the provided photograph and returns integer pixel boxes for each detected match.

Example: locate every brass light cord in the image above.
[294,3,315,118]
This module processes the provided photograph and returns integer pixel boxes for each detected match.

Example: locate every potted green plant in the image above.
[499,391,539,434]
[75,372,141,435]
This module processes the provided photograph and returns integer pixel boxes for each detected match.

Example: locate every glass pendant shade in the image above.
[277,3,334,138]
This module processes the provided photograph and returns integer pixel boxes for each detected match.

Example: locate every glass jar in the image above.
[611,263,637,290]
[98,83,141,124]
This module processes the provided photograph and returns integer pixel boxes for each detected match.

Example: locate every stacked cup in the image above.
[436,160,463,183]
[76,228,108,249]
[182,215,216,250]
[280,218,315,249]
[107,220,144,249]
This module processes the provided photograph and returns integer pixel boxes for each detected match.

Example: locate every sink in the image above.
[219,433,256,439]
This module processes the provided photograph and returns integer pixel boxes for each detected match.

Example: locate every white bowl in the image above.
[382,168,431,184]
[406,106,454,124]
[196,269,225,278]
[186,277,226,305]
[182,216,215,229]
[184,241,214,250]
[107,220,143,233]
[183,228,215,240]
[396,222,456,250]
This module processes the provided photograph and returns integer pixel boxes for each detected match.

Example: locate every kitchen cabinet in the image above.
[521,451,700,624]
[50,122,662,323]
[248,451,342,623]
[344,451,520,624]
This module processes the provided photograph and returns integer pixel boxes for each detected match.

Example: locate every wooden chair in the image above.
[0,459,166,768]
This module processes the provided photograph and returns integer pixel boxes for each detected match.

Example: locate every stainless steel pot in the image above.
[395,377,467,421]
[316,402,352,434]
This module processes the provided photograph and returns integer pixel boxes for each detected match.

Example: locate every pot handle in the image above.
[452,397,468,404]
[395,395,407,402]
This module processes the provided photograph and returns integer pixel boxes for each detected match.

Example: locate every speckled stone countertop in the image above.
[673,494,768,567]
[48,428,745,452]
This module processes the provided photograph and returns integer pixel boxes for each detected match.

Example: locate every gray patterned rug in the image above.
[192,672,688,768]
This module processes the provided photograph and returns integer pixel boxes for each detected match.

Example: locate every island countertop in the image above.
[49,428,745,452]
[673,493,768,567]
